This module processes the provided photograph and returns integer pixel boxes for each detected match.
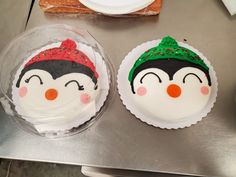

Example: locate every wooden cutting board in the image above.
[39,0,162,16]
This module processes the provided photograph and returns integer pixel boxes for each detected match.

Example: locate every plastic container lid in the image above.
[0,24,114,138]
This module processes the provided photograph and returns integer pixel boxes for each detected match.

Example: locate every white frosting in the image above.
[12,42,109,133]
[133,67,211,121]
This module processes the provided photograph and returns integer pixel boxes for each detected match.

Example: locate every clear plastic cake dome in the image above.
[0,24,114,138]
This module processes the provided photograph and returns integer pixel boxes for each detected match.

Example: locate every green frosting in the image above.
[128,36,209,82]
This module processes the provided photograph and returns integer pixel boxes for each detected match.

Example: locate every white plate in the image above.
[80,0,155,15]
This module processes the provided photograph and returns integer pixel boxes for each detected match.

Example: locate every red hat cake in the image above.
[12,38,110,135]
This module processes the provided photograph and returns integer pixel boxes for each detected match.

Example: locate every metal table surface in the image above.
[0,0,236,176]
[0,0,32,51]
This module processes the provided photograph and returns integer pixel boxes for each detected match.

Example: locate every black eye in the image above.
[25,75,43,85]
[183,73,202,83]
[140,72,162,83]
[65,80,84,90]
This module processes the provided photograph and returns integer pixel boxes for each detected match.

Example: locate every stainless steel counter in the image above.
[1,0,236,177]
[0,0,32,51]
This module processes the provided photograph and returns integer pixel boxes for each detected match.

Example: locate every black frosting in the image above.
[131,59,211,94]
[16,60,97,88]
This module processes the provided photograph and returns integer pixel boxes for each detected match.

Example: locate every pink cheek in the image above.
[201,86,209,95]
[80,93,91,104]
[19,87,28,97]
[137,86,147,96]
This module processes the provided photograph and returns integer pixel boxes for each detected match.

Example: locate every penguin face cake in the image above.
[118,36,217,128]
[12,39,108,134]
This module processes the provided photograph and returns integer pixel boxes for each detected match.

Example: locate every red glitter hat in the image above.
[25,39,98,79]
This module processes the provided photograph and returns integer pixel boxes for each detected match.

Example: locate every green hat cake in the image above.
[117,35,217,129]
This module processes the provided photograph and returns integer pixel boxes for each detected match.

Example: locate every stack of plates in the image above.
[80,0,155,15]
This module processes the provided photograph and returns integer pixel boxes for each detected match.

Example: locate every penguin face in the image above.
[132,67,211,121]
[14,69,98,122]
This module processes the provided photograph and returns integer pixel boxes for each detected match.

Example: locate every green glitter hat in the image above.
[128,36,209,82]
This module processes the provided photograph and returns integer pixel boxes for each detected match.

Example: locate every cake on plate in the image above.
[12,39,109,134]
[118,36,217,129]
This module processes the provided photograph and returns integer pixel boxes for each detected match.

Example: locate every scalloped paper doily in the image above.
[117,39,218,129]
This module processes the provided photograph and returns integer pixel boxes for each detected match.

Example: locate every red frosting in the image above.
[25,39,99,79]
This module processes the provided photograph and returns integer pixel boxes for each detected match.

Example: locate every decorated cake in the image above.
[118,36,217,129]
[11,39,109,134]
